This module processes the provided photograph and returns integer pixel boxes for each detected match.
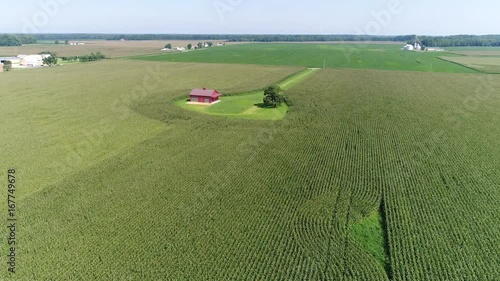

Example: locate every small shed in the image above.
[189,88,221,104]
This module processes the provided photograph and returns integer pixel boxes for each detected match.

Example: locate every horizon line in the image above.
[2,32,500,37]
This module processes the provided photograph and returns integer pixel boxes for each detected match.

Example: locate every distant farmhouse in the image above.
[0,54,51,68]
[402,39,443,52]
[402,42,422,51]
[20,54,51,67]
[402,44,414,51]
[161,46,186,51]
[19,54,51,67]
[402,35,424,51]
[189,88,221,104]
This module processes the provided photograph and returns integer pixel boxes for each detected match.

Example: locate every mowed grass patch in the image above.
[350,211,389,270]
[133,43,477,73]
[175,68,317,120]
[176,91,288,120]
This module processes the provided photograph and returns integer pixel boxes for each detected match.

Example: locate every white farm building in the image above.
[0,56,21,65]
[0,54,51,68]
[402,42,422,51]
[402,44,414,51]
[403,35,424,51]
[20,54,51,67]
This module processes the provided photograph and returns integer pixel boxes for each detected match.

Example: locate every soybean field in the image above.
[134,43,479,73]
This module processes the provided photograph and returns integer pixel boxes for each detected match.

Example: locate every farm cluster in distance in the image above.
[1,39,499,280]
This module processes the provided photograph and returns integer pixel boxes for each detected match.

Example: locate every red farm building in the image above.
[189,88,221,104]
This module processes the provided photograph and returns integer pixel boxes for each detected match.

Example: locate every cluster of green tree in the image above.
[38,51,58,66]
[61,52,105,63]
[60,56,79,62]
[79,52,105,62]
[2,60,12,71]
[54,40,70,45]
[12,33,500,47]
[198,42,213,48]
[0,35,37,46]
[39,51,56,55]
[263,86,286,108]
[184,42,213,50]
[165,42,214,50]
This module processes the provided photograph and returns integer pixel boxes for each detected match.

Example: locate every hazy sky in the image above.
[2,0,499,35]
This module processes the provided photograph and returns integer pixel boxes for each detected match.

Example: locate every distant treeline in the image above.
[420,35,500,47]
[0,35,37,46]
[26,33,417,42]
[4,34,500,47]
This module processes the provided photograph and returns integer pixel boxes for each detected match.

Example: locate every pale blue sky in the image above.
[2,0,499,35]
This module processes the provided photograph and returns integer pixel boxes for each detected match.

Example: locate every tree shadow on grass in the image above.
[254,103,275,109]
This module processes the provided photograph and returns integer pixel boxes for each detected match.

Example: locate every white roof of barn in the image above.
[0,56,19,61]
[402,44,414,50]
